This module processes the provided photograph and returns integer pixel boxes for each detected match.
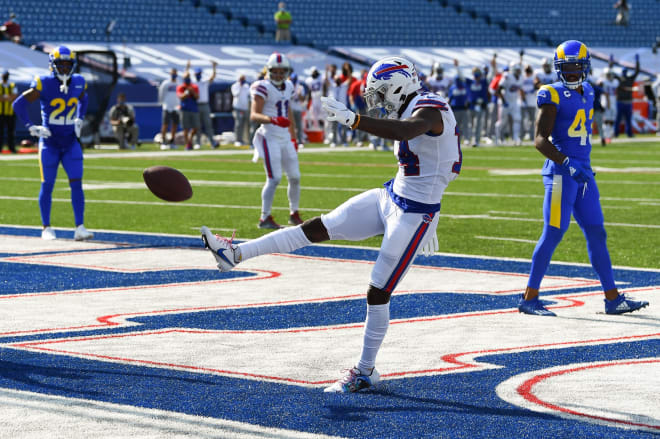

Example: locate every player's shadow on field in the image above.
[323,390,559,423]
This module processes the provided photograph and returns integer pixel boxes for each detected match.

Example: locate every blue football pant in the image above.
[38,139,85,226]
[528,173,616,291]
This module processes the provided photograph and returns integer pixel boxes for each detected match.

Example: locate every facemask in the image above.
[184,78,191,85]
[171,74,177,81]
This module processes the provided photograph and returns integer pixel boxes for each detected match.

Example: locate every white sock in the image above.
[356,303,390,373]
[237,225,311,262]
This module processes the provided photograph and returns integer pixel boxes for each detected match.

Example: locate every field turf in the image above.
[0,138,657,268]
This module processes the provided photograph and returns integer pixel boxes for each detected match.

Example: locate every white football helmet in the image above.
[364,56,420,116]
[509,62,522,76]
[266,52,291,86]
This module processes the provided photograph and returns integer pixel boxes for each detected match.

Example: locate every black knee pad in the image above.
[301,217,329,243]
[367,285,391,305]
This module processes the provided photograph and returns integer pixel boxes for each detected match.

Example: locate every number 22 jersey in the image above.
[31,73,86,148]
[537,81,594,175]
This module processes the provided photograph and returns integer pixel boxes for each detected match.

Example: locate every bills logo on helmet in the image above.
[372,63,413,80]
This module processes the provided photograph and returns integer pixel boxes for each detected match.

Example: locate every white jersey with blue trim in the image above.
[392,92,461,205]
[251,79,294,140]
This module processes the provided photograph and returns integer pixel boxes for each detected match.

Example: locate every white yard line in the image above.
[2,196,657,229]
[474,235,539,244]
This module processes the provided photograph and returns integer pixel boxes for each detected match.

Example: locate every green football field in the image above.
[1,138,658,268]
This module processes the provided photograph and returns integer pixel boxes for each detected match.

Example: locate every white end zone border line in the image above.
[496,356,660,432]
[0,388,345,439]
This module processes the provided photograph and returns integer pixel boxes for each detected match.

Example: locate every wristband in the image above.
[350,113,360,130]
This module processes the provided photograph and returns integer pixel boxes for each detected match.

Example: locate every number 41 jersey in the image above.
[537,81,594,174]
[31,73,86,148]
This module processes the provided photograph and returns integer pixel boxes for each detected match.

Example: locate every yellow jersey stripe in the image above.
[549,174,562,228]
[540,85,559,105]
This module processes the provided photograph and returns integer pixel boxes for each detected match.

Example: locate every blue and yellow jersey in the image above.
[31,73,86,147]
[537,81,594,174]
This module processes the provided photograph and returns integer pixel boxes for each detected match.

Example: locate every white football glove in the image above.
[74,118,84,138]
[321,96,356,127]
[28,125,52,138]
[419,230,439,257]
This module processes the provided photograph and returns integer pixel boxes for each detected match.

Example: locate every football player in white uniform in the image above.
[599,67,619,142]
[201,56,462,393]
[304,67,323,131]
[495,62,524,145]
[427,62,452,98]
[250,53,303,229]
[534,58,555,89]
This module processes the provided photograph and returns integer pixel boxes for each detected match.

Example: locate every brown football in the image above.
[142,166,193,202]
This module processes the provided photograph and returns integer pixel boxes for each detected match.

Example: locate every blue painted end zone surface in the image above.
[0,226,657,438]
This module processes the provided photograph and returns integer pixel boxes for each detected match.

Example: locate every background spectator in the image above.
[158,68,180,150]
[653,74,660,136]
[614,0,630,26]
[231,74,251,146]
[0,69,17,153]
[1,13,21,43]
[348,69,368,145]
[109,92,139,149]
[289,72,308,148]
[615,55,640,138]
[176,72,200,150]
[467,67,489,147]
[274,2,292,42]
[190,61,219,148]
[449,74,470,144]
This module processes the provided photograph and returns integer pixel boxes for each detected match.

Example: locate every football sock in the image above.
[69,180,85,226]
[357,303,389,373]
[38,181,55,226]
[238,225,311,261]
[287,176,300,213]
[261,177,281,220]
[583,224,616,291]
[528,226,565,290]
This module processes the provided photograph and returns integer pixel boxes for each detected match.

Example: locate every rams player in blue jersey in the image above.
[518,40,648,316]
[12,46,93,241]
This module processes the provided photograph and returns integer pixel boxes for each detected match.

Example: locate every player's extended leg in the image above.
[258,136,283,228]
[282,140,302,225]
[38,141,61,240]
[520,174,577,315]
[573,181,648,314]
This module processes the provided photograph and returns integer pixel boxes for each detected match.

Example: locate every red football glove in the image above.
[270,116,291,128]
[292,138,298,152]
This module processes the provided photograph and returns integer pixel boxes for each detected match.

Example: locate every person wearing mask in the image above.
[274,2,292,42]
[109,92,139,149]
[614,55,640,138]
[0,69,18,153]
[289,73,308,149]
[190,61,219,149]
[466,67,489,147]
[231,74,251,147]
[448,75,469,144]
[176,72,200,150]
[159,68,180,150]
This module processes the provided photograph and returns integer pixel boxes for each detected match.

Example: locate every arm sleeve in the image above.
[12,93,34,128]
[77,88,88,119]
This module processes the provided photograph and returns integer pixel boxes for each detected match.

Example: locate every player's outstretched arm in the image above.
[321,96,443,141]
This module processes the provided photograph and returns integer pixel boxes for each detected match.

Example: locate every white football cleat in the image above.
[74,225,93,241]
[200,226,238,272]
[41,227,56,240]
[324,367,380,393]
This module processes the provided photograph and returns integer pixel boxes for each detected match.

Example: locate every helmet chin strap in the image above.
[56,73,71,93]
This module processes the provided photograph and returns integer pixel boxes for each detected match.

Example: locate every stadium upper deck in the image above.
[2,0,657,48]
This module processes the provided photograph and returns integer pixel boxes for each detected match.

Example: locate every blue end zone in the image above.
[0,226,657,438]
